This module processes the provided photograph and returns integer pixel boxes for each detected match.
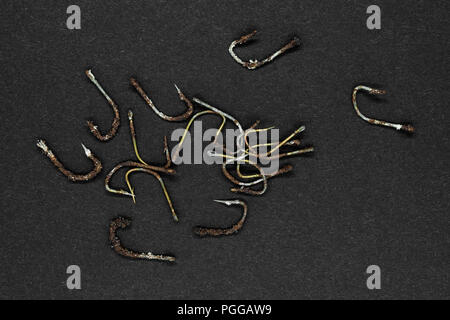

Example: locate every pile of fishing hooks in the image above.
[36,30,414,262]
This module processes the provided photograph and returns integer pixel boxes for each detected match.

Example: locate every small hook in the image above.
[130,77,194,121]
[124,167,178,222]
[194,199,248,236]
[105,110,178,221]
[352,85,415,133]
[172,110,226,163]
[104,161,174,198]
[228,30,300,70]
[36,139,102,182]
[193,97,245,154]
[109,216,175,262]
[85,70,121,141]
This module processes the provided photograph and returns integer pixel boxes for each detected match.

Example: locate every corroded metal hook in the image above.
[125,167,178,222]
[36,139,102,182]
[171,110,226,164]
[105,110,178,222]
[130,77,194,122]
[194,199,248,236]
[352,85,415,133]
[85,70,121,141]
[109,216,175,262]
[229,30,300,70]
[104,161,175,198]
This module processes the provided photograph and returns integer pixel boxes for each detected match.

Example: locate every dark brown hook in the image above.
[194,199,248,237]
[36,139,102,182]
[109,216,175,262]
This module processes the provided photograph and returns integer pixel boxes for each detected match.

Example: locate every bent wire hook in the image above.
[229,30,300,70]
[130,77,194,122]
[125,167,177,222]
[85,70,121,141]
[109,216,175,262]
[352,85,415,133]
[194,199,248,237]
[104,110,179,222]
[36,139,102,182]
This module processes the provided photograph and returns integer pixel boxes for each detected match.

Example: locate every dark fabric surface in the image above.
[1,0,449,299]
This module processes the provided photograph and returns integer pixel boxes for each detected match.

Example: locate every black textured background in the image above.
[1,0,449,299]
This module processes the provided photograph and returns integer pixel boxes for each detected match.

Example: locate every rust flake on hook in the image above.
[36,139,102,182]
[109,216,175,262]
[229,30,300,70]
[85,70,121,141]
[194,199,248,237]
[352,85,415,133]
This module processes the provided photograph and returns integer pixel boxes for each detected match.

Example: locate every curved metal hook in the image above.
[85,70,121,141]
[172,110,226,163]
[124,167,178,222]
[36,139,102,182]
[352,85,414,133]
[109,216,175,262]
[104,161,174,198]
[130,77,194,122]
[194,199,248,237]
[193,97,245,156]
[222,161,293,193]
[221,161,268,195]
[229,30,300,70]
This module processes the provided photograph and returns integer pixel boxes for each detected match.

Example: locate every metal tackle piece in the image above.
[125,167,178,222]
[229,30,300,70]
[85,70,121,141]
[130,77,194,121]
[105,110,178,222]
[36,139,102,182]
[172,110,226,163]
[352,85,415,133]
[194,199,248,237]
[109,216,175,262]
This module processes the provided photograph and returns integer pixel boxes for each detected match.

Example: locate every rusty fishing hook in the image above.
[352,85,415,133]
[172,110,226,163]
[193,97,245,155]
[85,70,121,141]
[124,167,178,222]
[128,110,172,168]
[194,199,248,237]
[128,110,149,166]
[106,111,178,221]
[36,139,102,182]
[222,161,268,195]
[237,124,309,179]
[109,216,175,262]
[130,77,194,121]
[237,125,275,179]
[222,161,293,193]
[229,30,300,70]
[104,161,174,198]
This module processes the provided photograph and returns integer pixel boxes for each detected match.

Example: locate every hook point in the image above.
[81,143,91,157]
[214,199,239,206]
